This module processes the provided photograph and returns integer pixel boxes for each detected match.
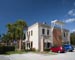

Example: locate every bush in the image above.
[44,48,50,51]
[0,46,5,54]
[25,48,36,52]
[31,48,36,51]
[6,50,26,55]
[0,46,15,54]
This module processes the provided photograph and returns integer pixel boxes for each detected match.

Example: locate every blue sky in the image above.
[0,0,75,34]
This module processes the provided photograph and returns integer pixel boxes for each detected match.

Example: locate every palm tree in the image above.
[5,19,27,50]
[15,20,27,51]
[6,24,15,46]
[1,33,9,45]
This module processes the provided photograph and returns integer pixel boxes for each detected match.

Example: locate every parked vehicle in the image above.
[63,44,74,52]
[50,46,65,53]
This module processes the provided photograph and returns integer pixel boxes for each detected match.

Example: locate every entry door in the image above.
[44,42,51,49]
[47,42,51,48]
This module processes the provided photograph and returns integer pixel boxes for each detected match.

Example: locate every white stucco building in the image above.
[25,22,70,51]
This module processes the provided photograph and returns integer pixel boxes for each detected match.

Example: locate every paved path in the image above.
[0,55,10,60]
[0,52,75,60]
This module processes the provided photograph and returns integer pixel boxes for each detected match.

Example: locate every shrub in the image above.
[0,46,15,54]
[44,48,50,51]
[0,46,5,54]
[25,48,36,52]
[31,48,36,51]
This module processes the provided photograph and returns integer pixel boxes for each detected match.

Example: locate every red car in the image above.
[50,46,65,53]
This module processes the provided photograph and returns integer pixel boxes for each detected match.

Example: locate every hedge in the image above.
[44,48,50,51]
[0,46,15,54]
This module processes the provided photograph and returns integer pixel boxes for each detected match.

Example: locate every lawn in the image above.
[6,50,28,55]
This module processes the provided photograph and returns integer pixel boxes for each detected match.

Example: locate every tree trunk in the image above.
[10,42,13,46]
[10,39,13,46]
[18,39,22,51]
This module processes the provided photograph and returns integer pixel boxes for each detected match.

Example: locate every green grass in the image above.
[48,51,57,55]
[6,50,28,55]
[5,50,57,55]
[39,51,58,55]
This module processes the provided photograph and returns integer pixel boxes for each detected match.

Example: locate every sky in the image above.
[0,0,75,34]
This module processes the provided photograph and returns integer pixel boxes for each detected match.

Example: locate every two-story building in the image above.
[25,22,70,51]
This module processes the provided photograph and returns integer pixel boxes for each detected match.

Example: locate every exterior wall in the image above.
[26,23,39,50]
[38,24,53,51]
[53,28,62,46]
[53,28,70,46]
[39,24,51,42]
[63,30,70,44]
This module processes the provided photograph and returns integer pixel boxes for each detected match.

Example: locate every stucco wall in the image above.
[27,23,39,50]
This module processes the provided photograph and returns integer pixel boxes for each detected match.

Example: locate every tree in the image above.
[1,33,10,45]
[6,19,27,50]
[70,32,75,45]
[6,24,15,45]
[15,20,27,51]
[1,19,27,50]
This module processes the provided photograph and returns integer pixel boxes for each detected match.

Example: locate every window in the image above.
[47,30,49,35]
[42,29,45,34]
[64,32,66,37]
[47,43,51,48]
[44,42,51,49]
[27,43,30,48]
[31,30,33,36]
[31,41,33,48]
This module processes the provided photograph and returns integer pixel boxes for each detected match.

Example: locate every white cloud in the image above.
[65,18,75,23]
[68,9,75,16]
[71,29,75,32]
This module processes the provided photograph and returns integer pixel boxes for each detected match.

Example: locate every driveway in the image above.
[0,52,75,60]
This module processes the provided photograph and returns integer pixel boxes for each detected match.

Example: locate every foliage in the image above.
[44,48,50,51]
[0,46,15,54]
[5,20,27,40]
[6,50,27,55]
[70,32,75,45]
[1,19,28,50]
[25,48,36,52]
